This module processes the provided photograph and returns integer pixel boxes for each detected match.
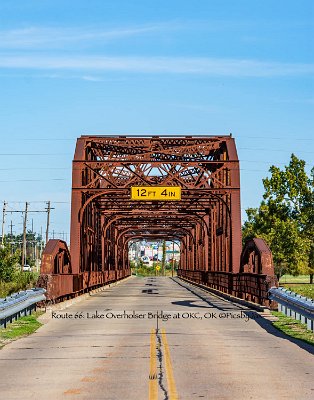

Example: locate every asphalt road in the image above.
[0,276,313,400]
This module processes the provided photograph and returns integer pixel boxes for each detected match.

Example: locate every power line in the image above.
[0,153,71,156]
[2,135,314,141]
[0,146,314,157]
[8,138,74,141]
[0,167,69,170]
[238,147,314,154]
[0,160,312,172]
[237,136,314,141]
[1,201,58,253]
[0,201,70,205]
[0,179,66,182]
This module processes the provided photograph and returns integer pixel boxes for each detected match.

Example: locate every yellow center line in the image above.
[161,328,178,400]
[149,328,158,400]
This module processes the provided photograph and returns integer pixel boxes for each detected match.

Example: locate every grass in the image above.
[271,311,314,346]
[282,284,314,300]
[278,275,314,299]
[279,274,312,283]
[0,311,43,349]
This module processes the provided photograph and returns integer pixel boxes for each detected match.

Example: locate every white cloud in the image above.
[0,24,173,49]
[0,19,307,49]
[81,75,103,82]
[0,54,313,77]
[169,103,222,113]
[273,97,314,104]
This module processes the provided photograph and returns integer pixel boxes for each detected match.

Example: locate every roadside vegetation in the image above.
[242,154,314,282]
[0,271,39,298]
[242,155,313,343]
[0,242,39,298]
[0,311,43,349]
[281,284,313,300]
[279,274,312,283]
[271,311,314,346]
[131,260,177,277]
[278,275,313,299]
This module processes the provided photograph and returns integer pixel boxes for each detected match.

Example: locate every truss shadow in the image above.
[171,277,245,312]
[251,314,314,355]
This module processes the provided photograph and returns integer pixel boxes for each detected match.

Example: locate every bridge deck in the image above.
[0,277,313,399]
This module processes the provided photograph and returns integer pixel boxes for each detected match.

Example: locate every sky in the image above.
[0,0,313,242]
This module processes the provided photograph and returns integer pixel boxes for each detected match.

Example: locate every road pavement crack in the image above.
[156,329,169,400]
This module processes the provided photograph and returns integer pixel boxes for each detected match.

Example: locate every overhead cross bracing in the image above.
[70,136,241,274]
[39,135,277,305]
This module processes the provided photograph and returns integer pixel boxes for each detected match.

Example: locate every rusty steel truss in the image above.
[38,135,277,304]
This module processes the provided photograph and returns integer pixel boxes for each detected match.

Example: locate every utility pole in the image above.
[9,220,14,254]
[40,226,43,259]
[9,220,14,236]
[1,200,6,247]
[5,204,47,254]
[21,202,29,269]
[33,238,36,262]
[45,201,51,244]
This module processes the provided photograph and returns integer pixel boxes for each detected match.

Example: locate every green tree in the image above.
[243,204,308,278]
[6,230,44,267]
[243,154,314,281]
[0,244,20,282]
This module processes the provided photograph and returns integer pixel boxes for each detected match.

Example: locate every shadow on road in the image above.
[252,313,314,355]
[173,277,314,354]
[171,277,245,312]
[171,299,211,309]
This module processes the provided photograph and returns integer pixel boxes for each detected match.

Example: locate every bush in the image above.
[0,271,39,298]
[0,245,39,297]
[0,245,20,282]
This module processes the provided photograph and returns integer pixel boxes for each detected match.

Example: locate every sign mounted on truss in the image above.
[38,135,277,307]
[130,186,181,201]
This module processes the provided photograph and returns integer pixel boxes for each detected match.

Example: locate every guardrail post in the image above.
[0,288,46,328]
[268,287,314,332]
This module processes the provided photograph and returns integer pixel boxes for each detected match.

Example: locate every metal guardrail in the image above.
[0,288,46,328]
[269,287,314,331]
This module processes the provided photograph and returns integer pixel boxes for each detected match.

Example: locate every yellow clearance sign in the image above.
[131,186,181,201]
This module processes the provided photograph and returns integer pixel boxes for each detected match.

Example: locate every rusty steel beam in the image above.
[69,135,241,275]
[38,135,277,304]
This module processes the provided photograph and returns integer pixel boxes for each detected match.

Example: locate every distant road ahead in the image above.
[0,276,313,399]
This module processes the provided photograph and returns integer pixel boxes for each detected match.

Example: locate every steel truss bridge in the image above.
[38,135,277,305]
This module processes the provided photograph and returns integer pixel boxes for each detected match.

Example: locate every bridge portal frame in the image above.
[38,135,277,305]
[70,135,241,276]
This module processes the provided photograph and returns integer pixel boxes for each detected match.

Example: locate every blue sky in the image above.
[0,0,313,240]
